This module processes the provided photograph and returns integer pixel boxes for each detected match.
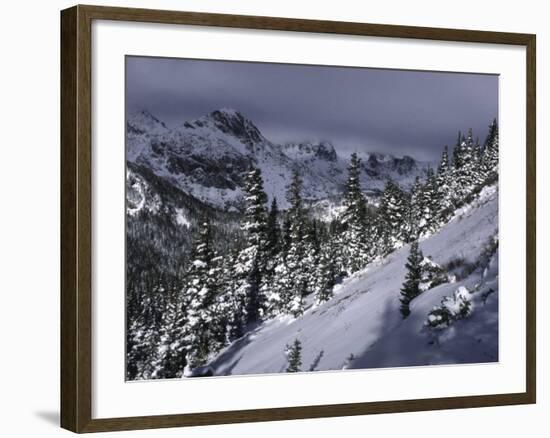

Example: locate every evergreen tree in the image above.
[233,167,269,328]
[194,219,214,265]
[208,254,233,349]
[454,128,476,198]
[341,153,366,225]
[464,128,476,177]
[154,287,188,379]
[436,145,454,220]
[265,252,292,316]
[452,131,463,169]
[379,180,408,249]
[283,170,310,316]
[399,240,424,318]
[184,219,218,369]
[266,197,281,257]
[341,153,370,272]
[419,168,440,234]
[226,296,245,341]
[437,145,451,176]
[315,243,336,305]
[329,221,347,276]
[126,301,160,380]
[285,338,303,372]
[471,137,485,187]
[407,176,424,241]
[473,136,482,162]
[281,216,292,253]
[265,171,311,318]
[241,168,268,247]
[287,170,305,235]
[482,119,499,181]
[302,220,322,291]
[243,255,263,323]
[223,249,246,342]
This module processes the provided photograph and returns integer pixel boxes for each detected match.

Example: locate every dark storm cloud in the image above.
[126,56,498,161]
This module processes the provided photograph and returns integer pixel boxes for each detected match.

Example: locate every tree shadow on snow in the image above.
[209,333,253,376]
[350,298,424,370]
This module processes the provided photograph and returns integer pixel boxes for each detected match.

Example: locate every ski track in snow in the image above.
[209,185,499,376]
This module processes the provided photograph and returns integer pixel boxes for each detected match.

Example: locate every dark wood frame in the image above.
[61,4,536,433]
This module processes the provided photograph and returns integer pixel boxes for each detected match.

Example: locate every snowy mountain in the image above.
[126,161,243,279]
[126,111,500,381]
[127,109,432,211]
[209,185,499,375]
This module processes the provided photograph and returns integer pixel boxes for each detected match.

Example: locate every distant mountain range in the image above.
[126,108,433,212]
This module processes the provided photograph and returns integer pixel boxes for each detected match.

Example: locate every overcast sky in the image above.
[126,56,498,161]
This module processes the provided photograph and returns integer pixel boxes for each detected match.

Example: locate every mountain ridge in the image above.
[126,108,433,211]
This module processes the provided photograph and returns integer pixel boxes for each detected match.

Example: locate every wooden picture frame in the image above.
[60,4,536,433]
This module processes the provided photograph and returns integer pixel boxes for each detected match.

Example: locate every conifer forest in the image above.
[126,58,499,380]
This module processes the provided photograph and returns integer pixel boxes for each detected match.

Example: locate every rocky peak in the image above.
[391,155,416,175]
[314,141,337,162]
[284,140,338,162]
[127,110,169,135]
[183,108,265,147]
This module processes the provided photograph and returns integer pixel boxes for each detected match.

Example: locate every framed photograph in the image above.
[60,5,536,433]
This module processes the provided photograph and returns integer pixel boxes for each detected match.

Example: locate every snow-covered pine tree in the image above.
[327,217,346,274]
[154,286,188,379]
[184,219,218,370]
[449,132,464,205]
[265,251,292,316]
[419,168,440,235]
[126,269,175,379]
[342,153,366,223]
[452,131,464,170]
[285,338,303,372]
[244,255,263,322]
[341,152,370,273]
[470,137,486,188]
[206,254,233,351]
[300,220,323,298]
[283,169,310,316]
[266,197,281,258]
[399,240,424,318]
[242,168,268,247]
[222,248,246,342]
[363,210,382,262]
[126,305,158,379]
[379,180,408,250]
[481,119,499,182]
[286,169,305,240]
[261,196,282,313]
[436,145,454,221]
[455,128,477,198]
[315,242,336,305]
[437,144,451,176]
[407,176,424,241]
[351,195,383,261]
[233,167,269,328]
[265,176,321,318]
[281,215,292,254]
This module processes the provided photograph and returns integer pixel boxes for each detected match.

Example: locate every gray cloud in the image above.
[126,56,498,161]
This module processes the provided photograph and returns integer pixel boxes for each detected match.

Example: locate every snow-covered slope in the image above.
[209,185,499,375]
[127,109,431,210]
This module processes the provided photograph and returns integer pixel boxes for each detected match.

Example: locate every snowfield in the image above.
[209,185,499,376]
